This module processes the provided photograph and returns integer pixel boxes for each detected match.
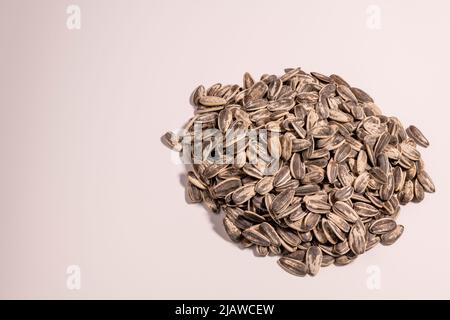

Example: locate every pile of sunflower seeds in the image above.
[162,67,435,277]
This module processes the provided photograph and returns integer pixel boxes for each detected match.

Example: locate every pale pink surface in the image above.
[0,0,449,299]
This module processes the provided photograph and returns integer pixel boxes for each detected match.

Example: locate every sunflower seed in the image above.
[278,257,308,277]
[380,225,404,245]
[406,125,429,148]
[349,220,366,255]
[242,226,271,246]
[332,201,359,223]
[306,246,323,276]
[417,170,435,193]
[369,218,397,234]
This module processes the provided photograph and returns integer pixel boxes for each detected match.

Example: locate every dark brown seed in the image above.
[406,125,429,148]
[350,87,373,102]
[287,249,306,261]
[370,167,388,184]
[413,178,425,202]
[321,254,335,267]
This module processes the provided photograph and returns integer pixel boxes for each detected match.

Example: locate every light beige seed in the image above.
[198,95,227,106]
[306,246,323,276]
[247,81,268,101]
[349,220,366,255]
[398,180,414,205]
[369,218,397,235]
[326,159,339,184]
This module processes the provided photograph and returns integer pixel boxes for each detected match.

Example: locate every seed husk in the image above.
[278,257,308,277]
[406,125,429,148]
[369,218,397,235]
[349,220,366,255]
[417,170,435,193]
[242,226,271,246]
[380,225,404,245]
[306,246,323,276]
